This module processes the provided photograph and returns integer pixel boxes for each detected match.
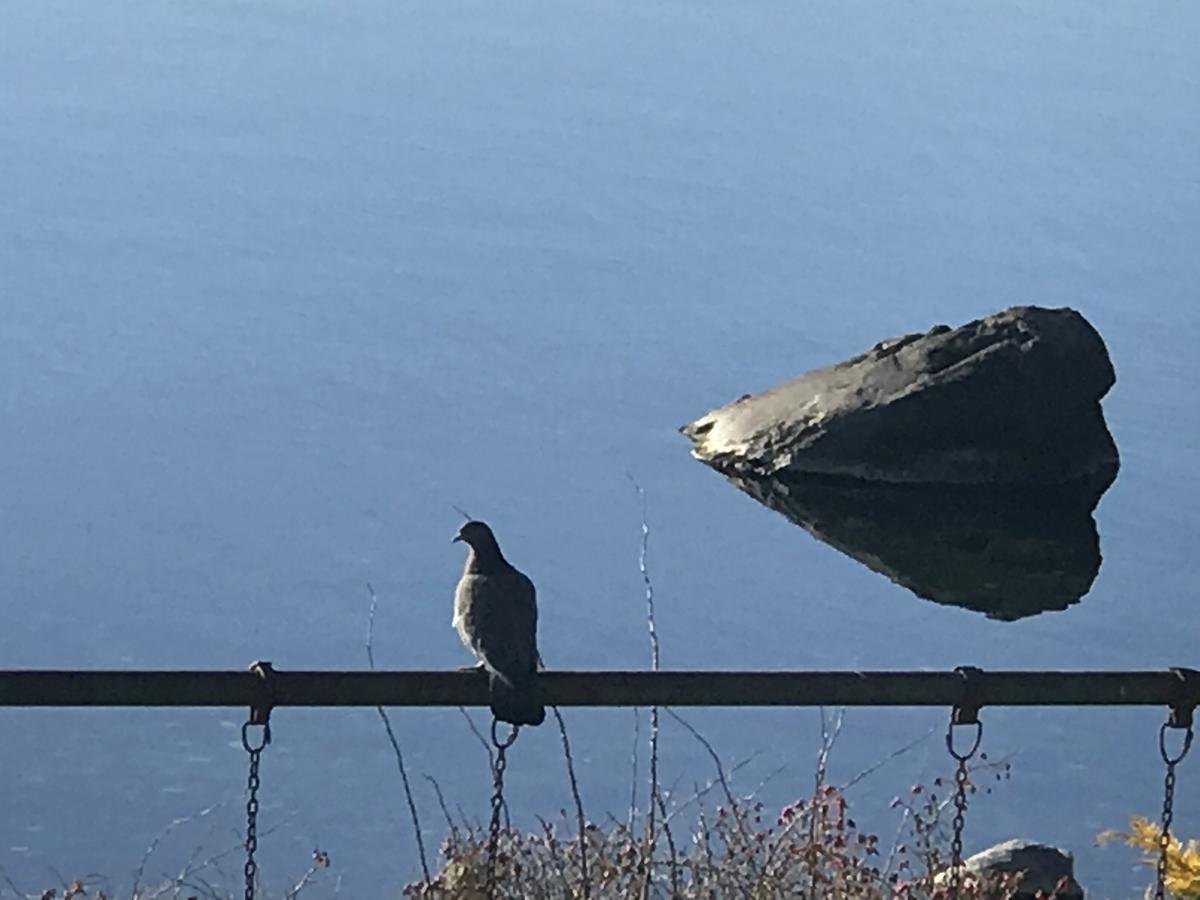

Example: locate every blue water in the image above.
[2,2,1198,896]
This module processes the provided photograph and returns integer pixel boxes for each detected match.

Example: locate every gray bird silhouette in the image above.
[452,520,545,726]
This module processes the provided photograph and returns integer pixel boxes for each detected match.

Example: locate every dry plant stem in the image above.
[174,816,225,900]
[882,806,912,882]
[747,761,790,801]
[0,868,29,900]
[694,791,719,900]
[628,475,661,900]
[662,753,762,828]
[839,725,936,792]
[458,706,497,770]
[144,813,299,900]
[283,859,325,900]
[663,709,748,843]
[628,707,641,833]
[654,790,681,898]
[365,583,431,885]
[535,816,569,886]
[815,706,844,790]
[130,803,221,898]
[423,774,460,838]
[551,706,591,898]
[806,707,842,899]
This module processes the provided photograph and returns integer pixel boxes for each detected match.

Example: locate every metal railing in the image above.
[1,666,1197,713]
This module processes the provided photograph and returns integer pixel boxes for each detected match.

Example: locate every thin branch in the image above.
[627,475,661,900]
[662,709,742,835]
[882,806,913,880]
[535,816,569,887]
[694,792,718,900]
[662,753,763,827]
[423,774,459,839]
[628,707,641,833]
[457,707,496,769]
[145,814,299,900]
[170,813,219,900]
[814,707,845,790]
[283,851,329,900]
[839,724,937,792]
[654,790,680,898]
[551,706,590,898]
[131,803,222,898]
[365,583,430,885]
[745,760,790,802]
[0,867,28,900]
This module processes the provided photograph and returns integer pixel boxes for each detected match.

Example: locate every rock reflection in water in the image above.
[728,469,1117,620]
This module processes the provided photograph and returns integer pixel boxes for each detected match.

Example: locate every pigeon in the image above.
[452,520,545,727]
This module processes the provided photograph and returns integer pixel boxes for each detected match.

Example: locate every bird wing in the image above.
[471,568,539,681]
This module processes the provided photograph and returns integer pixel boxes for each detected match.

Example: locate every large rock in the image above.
[936,839,1085,899]
[681,307,1119,486]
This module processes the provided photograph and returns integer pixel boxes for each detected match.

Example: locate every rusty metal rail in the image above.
[0,668,1197,714]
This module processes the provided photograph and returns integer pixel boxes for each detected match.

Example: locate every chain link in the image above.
[242,721,272,900]
[485,720,520,899]
[949,756,969,898]
[1155,721,1194,900]
[945,719,982,900]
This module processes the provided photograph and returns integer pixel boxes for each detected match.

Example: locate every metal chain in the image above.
[486,720,520,899]
[945,719,982,900]
[242,721,272,900]
[1155,720,1194,900]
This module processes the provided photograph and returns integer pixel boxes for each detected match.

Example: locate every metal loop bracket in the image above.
[1160,720,1194,766]
[242,720,272,753]
[1167,666,1199,730]
[951,665,985,726]
[247,660,276,728]
[946,719,983,762]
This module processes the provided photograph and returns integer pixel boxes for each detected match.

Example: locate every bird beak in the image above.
[452,534,463,544]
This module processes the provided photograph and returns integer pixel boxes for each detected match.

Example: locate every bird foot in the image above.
[457,662,488,674]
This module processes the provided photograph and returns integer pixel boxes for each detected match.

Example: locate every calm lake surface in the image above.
[2,2,1198,896]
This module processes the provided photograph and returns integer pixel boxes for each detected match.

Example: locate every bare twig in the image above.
[662,709,743,836]
[662,753,763,827]
[457,707,496,769]
[628,707,641,833]
[654,791,680,898]
[694,792,718,900]
[365,583,430,885]
[839,724,936,792]
[815,707,845,790]
[535,817,569,886]
[627,475,661,900]
[746,761,790,802]
[283,850,329,900]
[131,802,222,898]
[422,774,459,839]
[456,803,480,840]
[882,805,913,880]
[0,866,28,900]
[145,813,299,899]
[172,812,224,899]
[551,706,590,898]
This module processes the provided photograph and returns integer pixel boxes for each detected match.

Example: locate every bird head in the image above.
[453,520,498,550]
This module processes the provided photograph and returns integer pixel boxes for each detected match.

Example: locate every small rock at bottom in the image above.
[935,839,1084,899]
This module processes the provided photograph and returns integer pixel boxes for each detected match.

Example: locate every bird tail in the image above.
[488,670,545,727]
